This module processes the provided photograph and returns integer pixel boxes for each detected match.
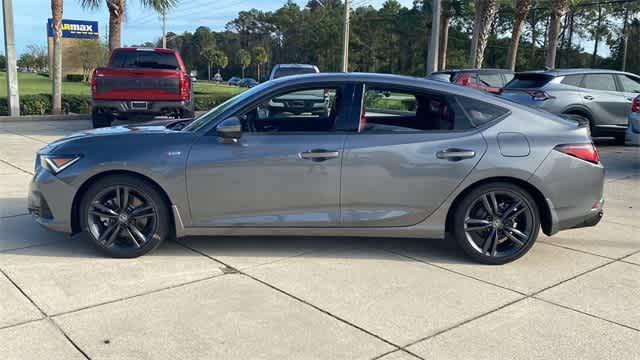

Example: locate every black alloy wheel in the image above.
[452,182,540,264]
[80,175,170,258]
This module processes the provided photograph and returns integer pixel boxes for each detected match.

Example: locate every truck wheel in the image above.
[92,109,113,128]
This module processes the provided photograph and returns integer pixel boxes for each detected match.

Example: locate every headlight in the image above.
[39,154,81,174]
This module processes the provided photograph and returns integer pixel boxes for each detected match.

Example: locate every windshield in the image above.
[183,83,267,132]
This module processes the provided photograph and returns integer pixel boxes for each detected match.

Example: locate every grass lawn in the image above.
[0,72,245,98]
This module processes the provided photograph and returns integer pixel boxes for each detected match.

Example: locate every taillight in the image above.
[632,96,640,113]
[525,90,551,101]
[456,75,470,86]
[179,72,191,100]
[554,143,600,164]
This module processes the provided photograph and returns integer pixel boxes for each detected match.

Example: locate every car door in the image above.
[581,73,628,126]
[340,84,488,227]
[186,84,356,227]
[617,74,640,118]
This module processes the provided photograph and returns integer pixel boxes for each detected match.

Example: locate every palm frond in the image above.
[78,0,102,9]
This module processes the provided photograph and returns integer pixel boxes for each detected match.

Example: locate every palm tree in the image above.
[252,46,268,80]
[79,0,177,51]
[438,0,464,71]
[506,0,532,71]
[237,49,251,78]
[201,47,216,81]
[545,0,569,68]
[470,0,499,68]
[51,0,63,114]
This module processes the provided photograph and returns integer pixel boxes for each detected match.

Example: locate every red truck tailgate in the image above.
[93,68,184,101]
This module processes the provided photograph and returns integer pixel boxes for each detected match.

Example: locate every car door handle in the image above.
[299,149,340,161]
[436,148,476,161]
[584,95,595,101]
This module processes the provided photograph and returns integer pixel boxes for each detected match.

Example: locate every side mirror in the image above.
[216,117,242,144]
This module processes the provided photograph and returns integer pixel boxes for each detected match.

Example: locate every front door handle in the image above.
[436,148,476,161]
[584,95,595,101]
[299,149,340,162]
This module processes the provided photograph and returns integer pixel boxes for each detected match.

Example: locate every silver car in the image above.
[501,69,640,143]
[29,73,604,264]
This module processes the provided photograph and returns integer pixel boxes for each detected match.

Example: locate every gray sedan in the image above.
[29,73,604,264]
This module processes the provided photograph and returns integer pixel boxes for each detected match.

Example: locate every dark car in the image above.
[238,78,259,88]
[227,76,242,86]
[501,69,640,143]
[430,69,514,94]
[91,48,194,128]
[30,73,603,264]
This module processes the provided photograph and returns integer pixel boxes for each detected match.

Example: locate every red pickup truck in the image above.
[90,48,194,128]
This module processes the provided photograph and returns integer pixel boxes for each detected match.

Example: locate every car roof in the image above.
[517,68,636,77]
[273,64,318,69]
[435,68,514,74]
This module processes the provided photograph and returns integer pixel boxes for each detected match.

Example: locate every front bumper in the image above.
[28,169,75,234]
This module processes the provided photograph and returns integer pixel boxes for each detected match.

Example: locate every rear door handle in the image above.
[299,149,340,162]
[584,95,595,101]
[436,148,476,161]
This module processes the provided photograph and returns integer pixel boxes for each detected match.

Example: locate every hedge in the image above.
[0,93,235,116]
[66,74,84,82]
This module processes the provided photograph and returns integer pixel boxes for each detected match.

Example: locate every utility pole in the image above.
[426,0,441,75]
[341,0,350,72]
[162,9,167,48]
[2,0,20,116]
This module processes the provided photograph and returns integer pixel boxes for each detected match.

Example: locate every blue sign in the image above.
[47,19,99,39]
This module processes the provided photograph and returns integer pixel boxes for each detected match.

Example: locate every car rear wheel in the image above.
[80,175,170,258]
[451,182,540,265]
[91,109,113,128]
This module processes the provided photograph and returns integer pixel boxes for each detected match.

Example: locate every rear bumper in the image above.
[92,99,194,116]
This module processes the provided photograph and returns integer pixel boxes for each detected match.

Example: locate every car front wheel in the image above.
[451,182,540,265]
[80,175,170,258]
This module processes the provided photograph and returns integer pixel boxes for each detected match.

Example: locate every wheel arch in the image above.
[562,106,593,122]
[445,176,553,236]
[70,170,175,236]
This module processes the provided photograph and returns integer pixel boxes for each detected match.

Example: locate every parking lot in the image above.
[0,119,639,359]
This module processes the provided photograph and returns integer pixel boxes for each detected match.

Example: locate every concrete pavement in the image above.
[1,120,639,359]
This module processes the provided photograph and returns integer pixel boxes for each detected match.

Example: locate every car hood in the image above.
[40,124,174,154]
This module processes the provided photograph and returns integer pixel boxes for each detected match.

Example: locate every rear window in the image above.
[455,96,509,127]
[272,67,317,79]
[479,73,504,87]
[560,74,583,86]
[111,50,179,70]
[504,74,552,89]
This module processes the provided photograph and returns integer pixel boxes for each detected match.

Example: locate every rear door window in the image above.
[618,75,640,93]
[479,73,504,88]
[582,74,617,92]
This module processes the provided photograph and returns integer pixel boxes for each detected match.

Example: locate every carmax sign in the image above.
[47,19,99,39]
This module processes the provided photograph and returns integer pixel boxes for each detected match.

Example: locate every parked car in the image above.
[269,64,320,80]
[30,73,604,264]
[238,78,259,88]
[267,64,327,116]
[213,73,223,82]
[501,69,640,143]
[430,69,514,94]
[90,48,194,128]
[626,95,640,146]
[227,76,242,86]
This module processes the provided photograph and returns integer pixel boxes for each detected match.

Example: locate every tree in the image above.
[201,47,216,80]
[79,0,177,51]
[0,55,6,70]
[17,54,37,70]
[24,45,48,71]
[545,0,569,68]
[68,39,109,81]
[470,0,499,68]
[252,46,268,80]
[506,0,531,70]
[438,0,465,70]
[51,0,63,114]
[237,49,251,78]
[211,50,229,75]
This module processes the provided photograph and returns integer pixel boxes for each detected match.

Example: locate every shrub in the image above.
[66,74,84,82]
[0,94,92,116]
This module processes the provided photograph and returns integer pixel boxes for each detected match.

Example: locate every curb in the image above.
[0,114,89,123]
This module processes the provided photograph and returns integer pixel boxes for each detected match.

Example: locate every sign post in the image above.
[3,0,20,116]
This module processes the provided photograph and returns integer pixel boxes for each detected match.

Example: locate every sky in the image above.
[1,0,606,58]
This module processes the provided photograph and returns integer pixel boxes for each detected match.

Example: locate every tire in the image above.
[451,182,540,265]
[91,109,113,128]
[79,175,171,258]
[614,134,626,145]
